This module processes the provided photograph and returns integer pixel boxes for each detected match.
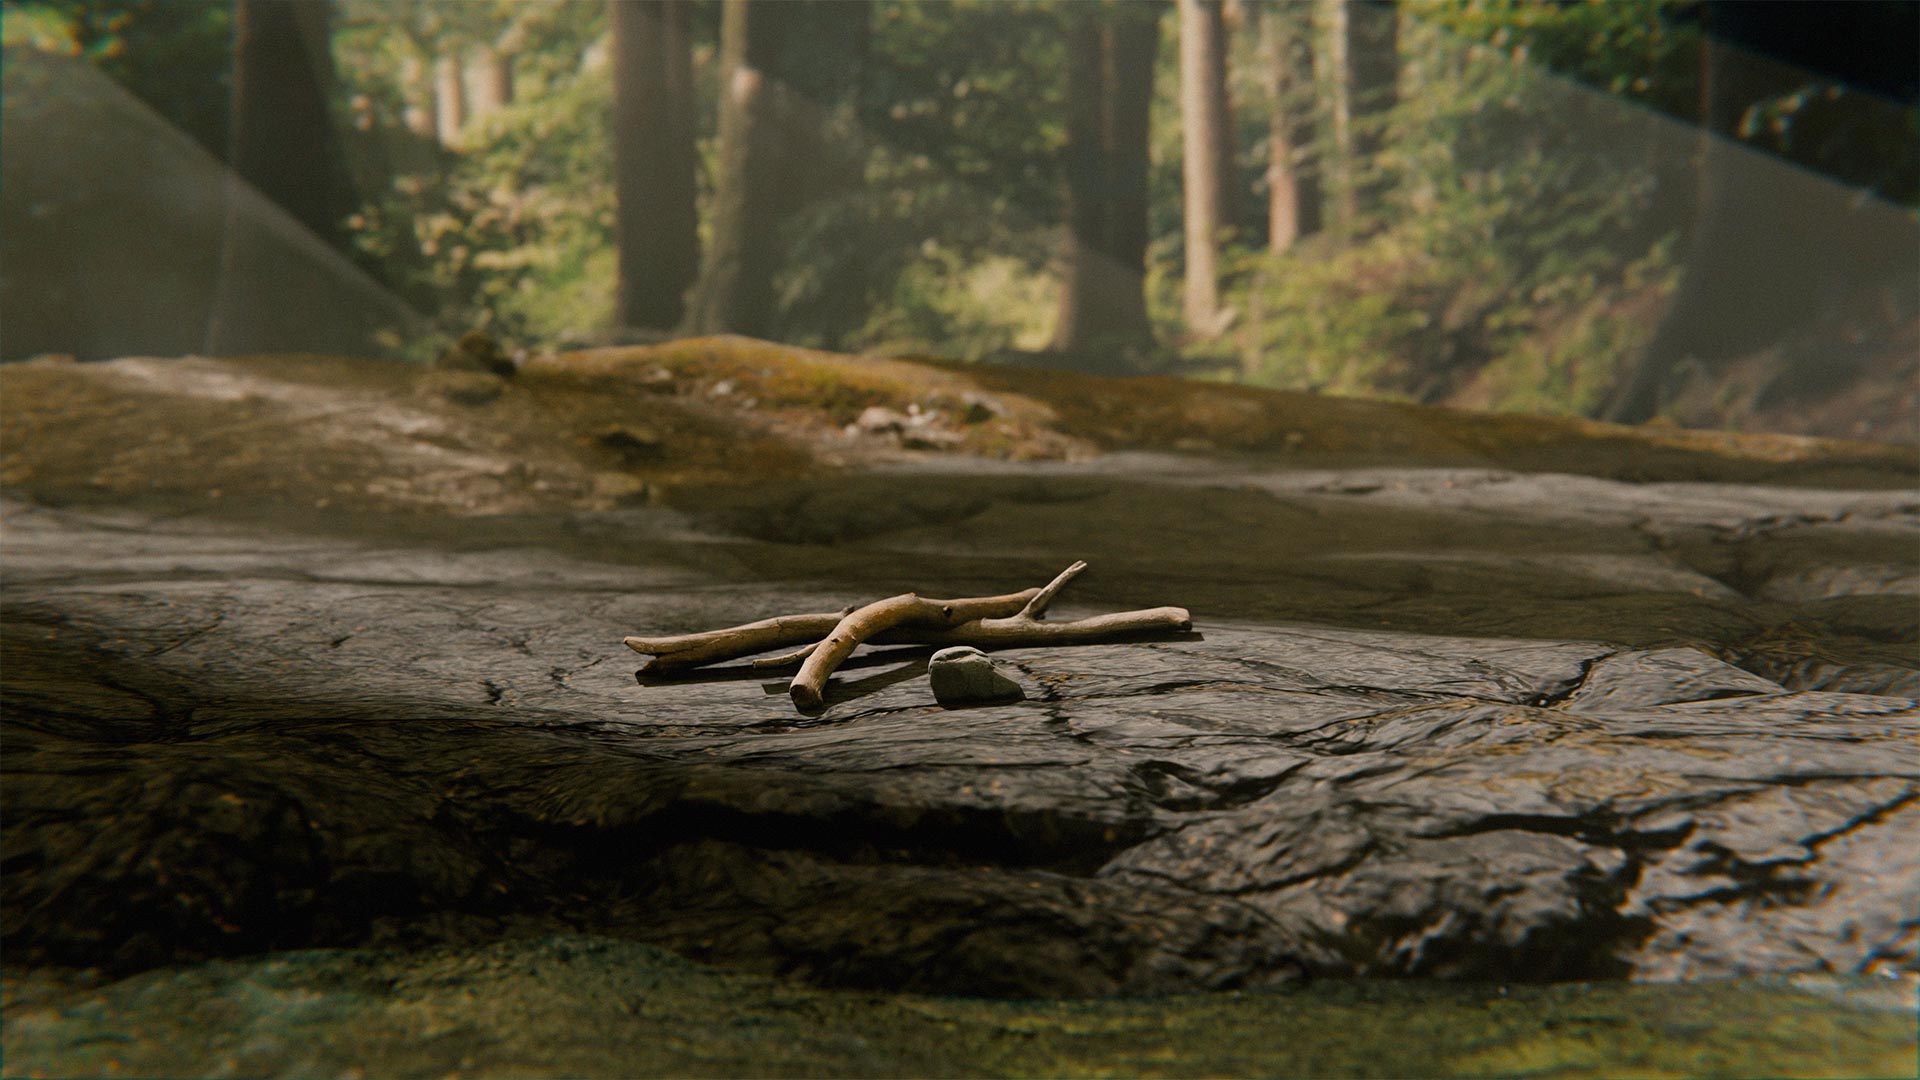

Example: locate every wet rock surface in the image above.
[2,346,1917,1075]
[4,466,1914,997]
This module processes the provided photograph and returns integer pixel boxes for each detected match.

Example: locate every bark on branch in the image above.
[625,590,1038,673]
[623,562,1191,714]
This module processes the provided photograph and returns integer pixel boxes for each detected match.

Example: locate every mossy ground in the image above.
[4,936,1914,1079]
[5,340,1909,526]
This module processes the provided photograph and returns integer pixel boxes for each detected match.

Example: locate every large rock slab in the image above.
[4,486,1914,997]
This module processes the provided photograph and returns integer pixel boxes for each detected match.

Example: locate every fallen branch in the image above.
[746,561,1091,672]
[749,606,1191,671]
[790,593,973,712]
[624,562,1191,714]
[625,589,1037,673]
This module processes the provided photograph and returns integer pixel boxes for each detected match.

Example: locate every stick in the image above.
[626,589,1039,673]
[624,562,1191,716]
[1019,560,1086,620]
[790,593,985,712]
[746,606,1192,671]
[917,606,1190,647]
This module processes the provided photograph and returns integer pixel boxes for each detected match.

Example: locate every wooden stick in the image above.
[791,593,982,712]
[747,606,1192,671]
[914,606,1190,647]
[626,589,1039,673]
[1019,560,1086,620]
[624,612,847,673]
[625,562,1190,715]
[751,642,818,670]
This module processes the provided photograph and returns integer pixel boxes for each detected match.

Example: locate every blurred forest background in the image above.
[3,0,1916,436]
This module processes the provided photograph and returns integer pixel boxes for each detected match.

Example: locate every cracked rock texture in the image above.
[4,471,1914,998]
[2,349,1916,1013]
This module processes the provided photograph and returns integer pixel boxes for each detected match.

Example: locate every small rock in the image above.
[958,393,1000,425]
[596,425,664,461]
[590,471,652,505]
[855,406,910,435]
[902,429,964,450]
[928,646,1025,707]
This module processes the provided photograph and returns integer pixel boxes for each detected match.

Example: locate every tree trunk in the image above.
[1317,0,1394,241]
[465,44,513,127]
[400,53,436,141]
[1052,5,1161,363]
[1258,0,1319,252]
[688,0,868,339]
[610,0,700,332]
[227,0,349,245]
[687,0,783,338]
[1180,0,1232,336]
[1316,0,1354,239]
[211,0,368,354]
[1347,0,1396,217]
[433,53,465,146]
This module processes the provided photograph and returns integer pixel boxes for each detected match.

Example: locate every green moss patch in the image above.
[5,936,1913,1079]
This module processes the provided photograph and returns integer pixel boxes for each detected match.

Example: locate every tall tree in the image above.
[1317,0,1395,240]
[433,52,465,146]
[464,42,513,127]
[398,53,437,140]
[228,0,351,245]
[609,0,699,332]
[1258,0,1318,251]
[1051,3,1161,362]
[1348,0,1396,210]
[1179,0,1234,336]
[689,0,869,338]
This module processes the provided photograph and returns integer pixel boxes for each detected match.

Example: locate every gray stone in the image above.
[2,491,1914,998]
[928,645,1026,706]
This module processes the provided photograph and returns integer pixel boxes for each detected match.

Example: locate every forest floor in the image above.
[2,340,1916,1078]
[5,334,1911,520]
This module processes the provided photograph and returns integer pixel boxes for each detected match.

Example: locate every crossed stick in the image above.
[623,561,1192,714]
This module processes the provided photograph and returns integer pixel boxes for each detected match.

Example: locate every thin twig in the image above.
[741,606,1191,671]
[750,642,818,669]
[1019,559,1087,620]
[626,591,1037,673]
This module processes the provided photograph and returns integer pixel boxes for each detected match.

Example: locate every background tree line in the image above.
[6,0,1915,429]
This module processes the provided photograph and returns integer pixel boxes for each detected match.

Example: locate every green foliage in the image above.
[1472,242,1673,417]
[761,0,1070,353]
[5,0,233,157]
[20,0,1719,422]
[1232,12,1686,414]
[332,1,619,344]
[1419,0,1700,118]
[864,0,1067,223]
[855,244,1056,360]
[344,56,615,342]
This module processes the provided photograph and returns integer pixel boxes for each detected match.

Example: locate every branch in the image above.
[791,592,1011,713]
[624,562,1190,716]
[922,606,1190,647]
[625,590,1038,673]
[1019,559,1086,619]
[747,606,1192,671]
